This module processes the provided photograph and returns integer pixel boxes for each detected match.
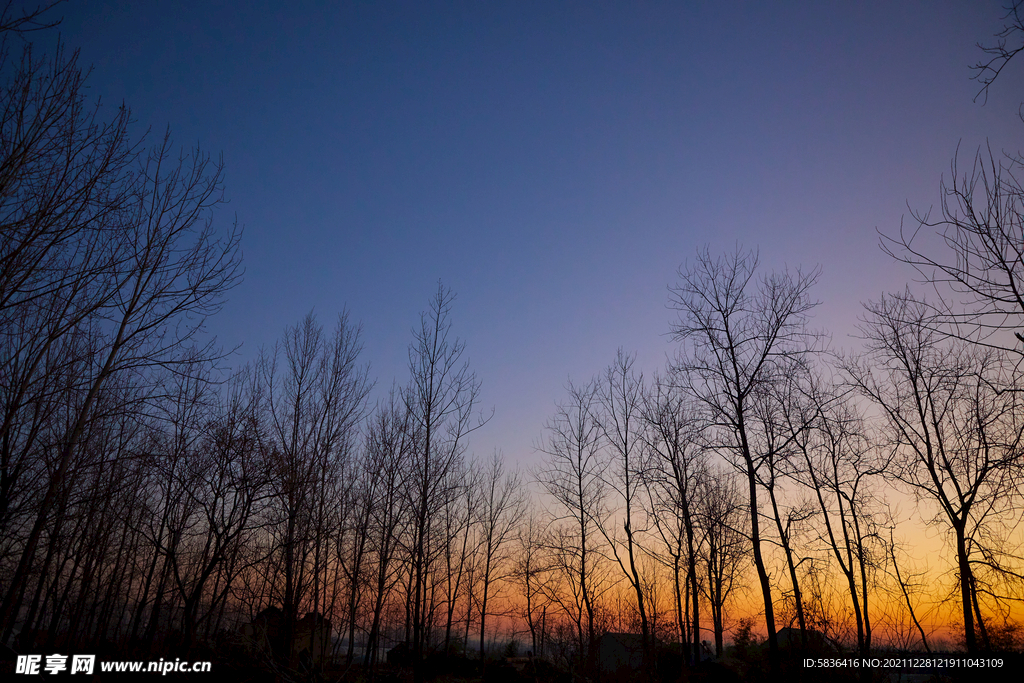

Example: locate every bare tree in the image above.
[0,17,243,647]
[696,467,748,657]
[0,126,242,639]
[476,453,525,658]
[0,30,143,642]
[536,379,605,665]
[439,458,479,656]
[334,450,374,664]
[845,293,1024,653]
[669,246,820,668]
[783,374,886,657]
[15,373,150,651]
[595,349,655,672]
[402,283,482,681]
[171,366,270,651]
[874,4,1024,354]
[885,527,932,654]
[514,511,552,659]
[747,372,815,648]
[260,311,370,665]
[362,389,415,669]
[641,371,706,662]
[132,356,216,648]
[881,146,1024,355]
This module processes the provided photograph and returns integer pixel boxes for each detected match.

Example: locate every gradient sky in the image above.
[52,0,1024,473]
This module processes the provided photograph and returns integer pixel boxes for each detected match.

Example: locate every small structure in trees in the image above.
[597,632,644,676]
[241,608,332,665]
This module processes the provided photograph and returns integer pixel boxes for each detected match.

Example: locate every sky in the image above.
[49,0,1024,475]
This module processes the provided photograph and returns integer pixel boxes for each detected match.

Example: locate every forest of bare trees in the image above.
[3,3,1024,682]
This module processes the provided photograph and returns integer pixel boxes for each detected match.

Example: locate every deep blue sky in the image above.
[52,1,1024,470]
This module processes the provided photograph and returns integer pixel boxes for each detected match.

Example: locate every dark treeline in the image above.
[4,4,1024,683]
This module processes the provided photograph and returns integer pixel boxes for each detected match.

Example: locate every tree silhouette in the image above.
[669,246,820,670]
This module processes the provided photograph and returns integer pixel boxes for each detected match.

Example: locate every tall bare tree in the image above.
[0,125,242,639]
[641,371,706,663]
[475,453,524,658]
[749,370,816,647]
[362,389,415,669]
[845,293,1024,653]
[514,511,552,659]
[171,367,270,651]
[783,374,885,657]
[536,379,605,665]
[595,349,654,672]
[439,458,478,656]
[669,246,820,667]
[260,311,370,664]
[402,283,482,681]
[696,467,748,657]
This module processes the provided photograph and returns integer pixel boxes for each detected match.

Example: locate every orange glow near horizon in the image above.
[465,499,1024,653]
